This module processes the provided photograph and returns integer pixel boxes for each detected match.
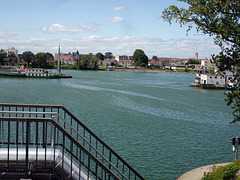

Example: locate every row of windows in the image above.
[26,74,48,76]
[26,69,43,72]
[209,76,223,79]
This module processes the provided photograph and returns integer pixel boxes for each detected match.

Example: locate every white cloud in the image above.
[113,6,124,11]
[109,16,124,23]
[41,24,99,34]
[0,35,220,59]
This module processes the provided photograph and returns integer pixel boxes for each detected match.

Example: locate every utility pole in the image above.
[231,137,239,161]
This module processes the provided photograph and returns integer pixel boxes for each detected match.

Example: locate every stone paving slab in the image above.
[177,162,232,180]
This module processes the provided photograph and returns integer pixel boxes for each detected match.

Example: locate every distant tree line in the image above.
[0,48,150,70]
[185,60,200,65]
[0,50,54,68]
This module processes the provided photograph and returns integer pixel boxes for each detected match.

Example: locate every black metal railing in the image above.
[0,117,119,180]
[0,103,144,180]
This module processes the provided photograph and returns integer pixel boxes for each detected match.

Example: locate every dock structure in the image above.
[0,103,144,180]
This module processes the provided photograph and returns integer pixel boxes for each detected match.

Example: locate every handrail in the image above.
[0,117,120,180]
[0,110,129,180]
[0,103,145,180]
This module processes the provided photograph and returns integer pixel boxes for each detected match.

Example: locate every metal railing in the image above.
[0,103,145,180]
[0,117,119,180]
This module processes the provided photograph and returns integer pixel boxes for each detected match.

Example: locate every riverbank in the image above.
[177,163,232,180]
[108,67,196,73]
[1,65,196,74]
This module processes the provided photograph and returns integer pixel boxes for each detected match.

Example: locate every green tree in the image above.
[162,0,240,123]
[45,52,54,60]
[89,56,99,70]
[22,51,34,66]
[185,60,200,65]
[95,52,104,60]
[0,49,7,65]
[8,53,18,65]
[132,49,148,67]
[34,52,47,68]
[45,52,54,67]
[76,55,99,70]
[80,55,91,70]
[104,52,113,59]
[152,55,158,60]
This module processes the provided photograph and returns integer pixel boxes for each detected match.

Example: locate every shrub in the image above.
[202,161,240,180]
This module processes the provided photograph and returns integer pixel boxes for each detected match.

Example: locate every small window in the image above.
[210,76,212,79]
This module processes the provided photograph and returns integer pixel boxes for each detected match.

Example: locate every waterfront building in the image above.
[148,59,159,66]
[194,58,218,74]
[54,51,94,64]
[72,51,80,61]
[119,60,135,67]
[4,47,18,57]
[115,55,132,62]
[200,74,225,89]
[55,54,75,65]
[102,59,118,67]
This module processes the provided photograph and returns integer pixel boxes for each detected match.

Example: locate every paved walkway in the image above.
[177,162,232,180]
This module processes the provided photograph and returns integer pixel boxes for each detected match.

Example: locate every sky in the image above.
[0,0,221,59]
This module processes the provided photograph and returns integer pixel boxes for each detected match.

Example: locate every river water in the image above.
[0,70,238,179]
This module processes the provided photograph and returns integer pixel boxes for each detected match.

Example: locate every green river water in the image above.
[0,70,238,179]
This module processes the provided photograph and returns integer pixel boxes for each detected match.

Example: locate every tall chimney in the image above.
[195,52,198,60]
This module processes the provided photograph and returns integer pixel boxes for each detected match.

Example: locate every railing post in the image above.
[7,120,10,168]
[43,121,46,148]
[25,121,30,178]
[51,123,54,148]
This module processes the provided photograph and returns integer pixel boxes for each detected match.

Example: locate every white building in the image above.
[194,59,218,74]
[5,47,18,57]
[200,59,217,71]
[200,74,225,89]
[115,55,132,62]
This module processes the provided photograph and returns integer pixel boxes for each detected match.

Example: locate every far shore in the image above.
[108,67,196,73]
[0,65,197,74]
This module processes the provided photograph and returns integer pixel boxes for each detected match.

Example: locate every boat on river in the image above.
[0,67,72,78]
[0,44,72,79]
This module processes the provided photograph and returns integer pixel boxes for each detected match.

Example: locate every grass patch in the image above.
[98,67,108,71]
[202,159,240,180]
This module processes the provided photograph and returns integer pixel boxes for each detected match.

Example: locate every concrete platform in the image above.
[177,162,232,180]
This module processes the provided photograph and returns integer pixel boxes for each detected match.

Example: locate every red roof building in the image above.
[55,55,75,65]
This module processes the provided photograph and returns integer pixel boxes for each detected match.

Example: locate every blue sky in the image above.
[0,0,220,59]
